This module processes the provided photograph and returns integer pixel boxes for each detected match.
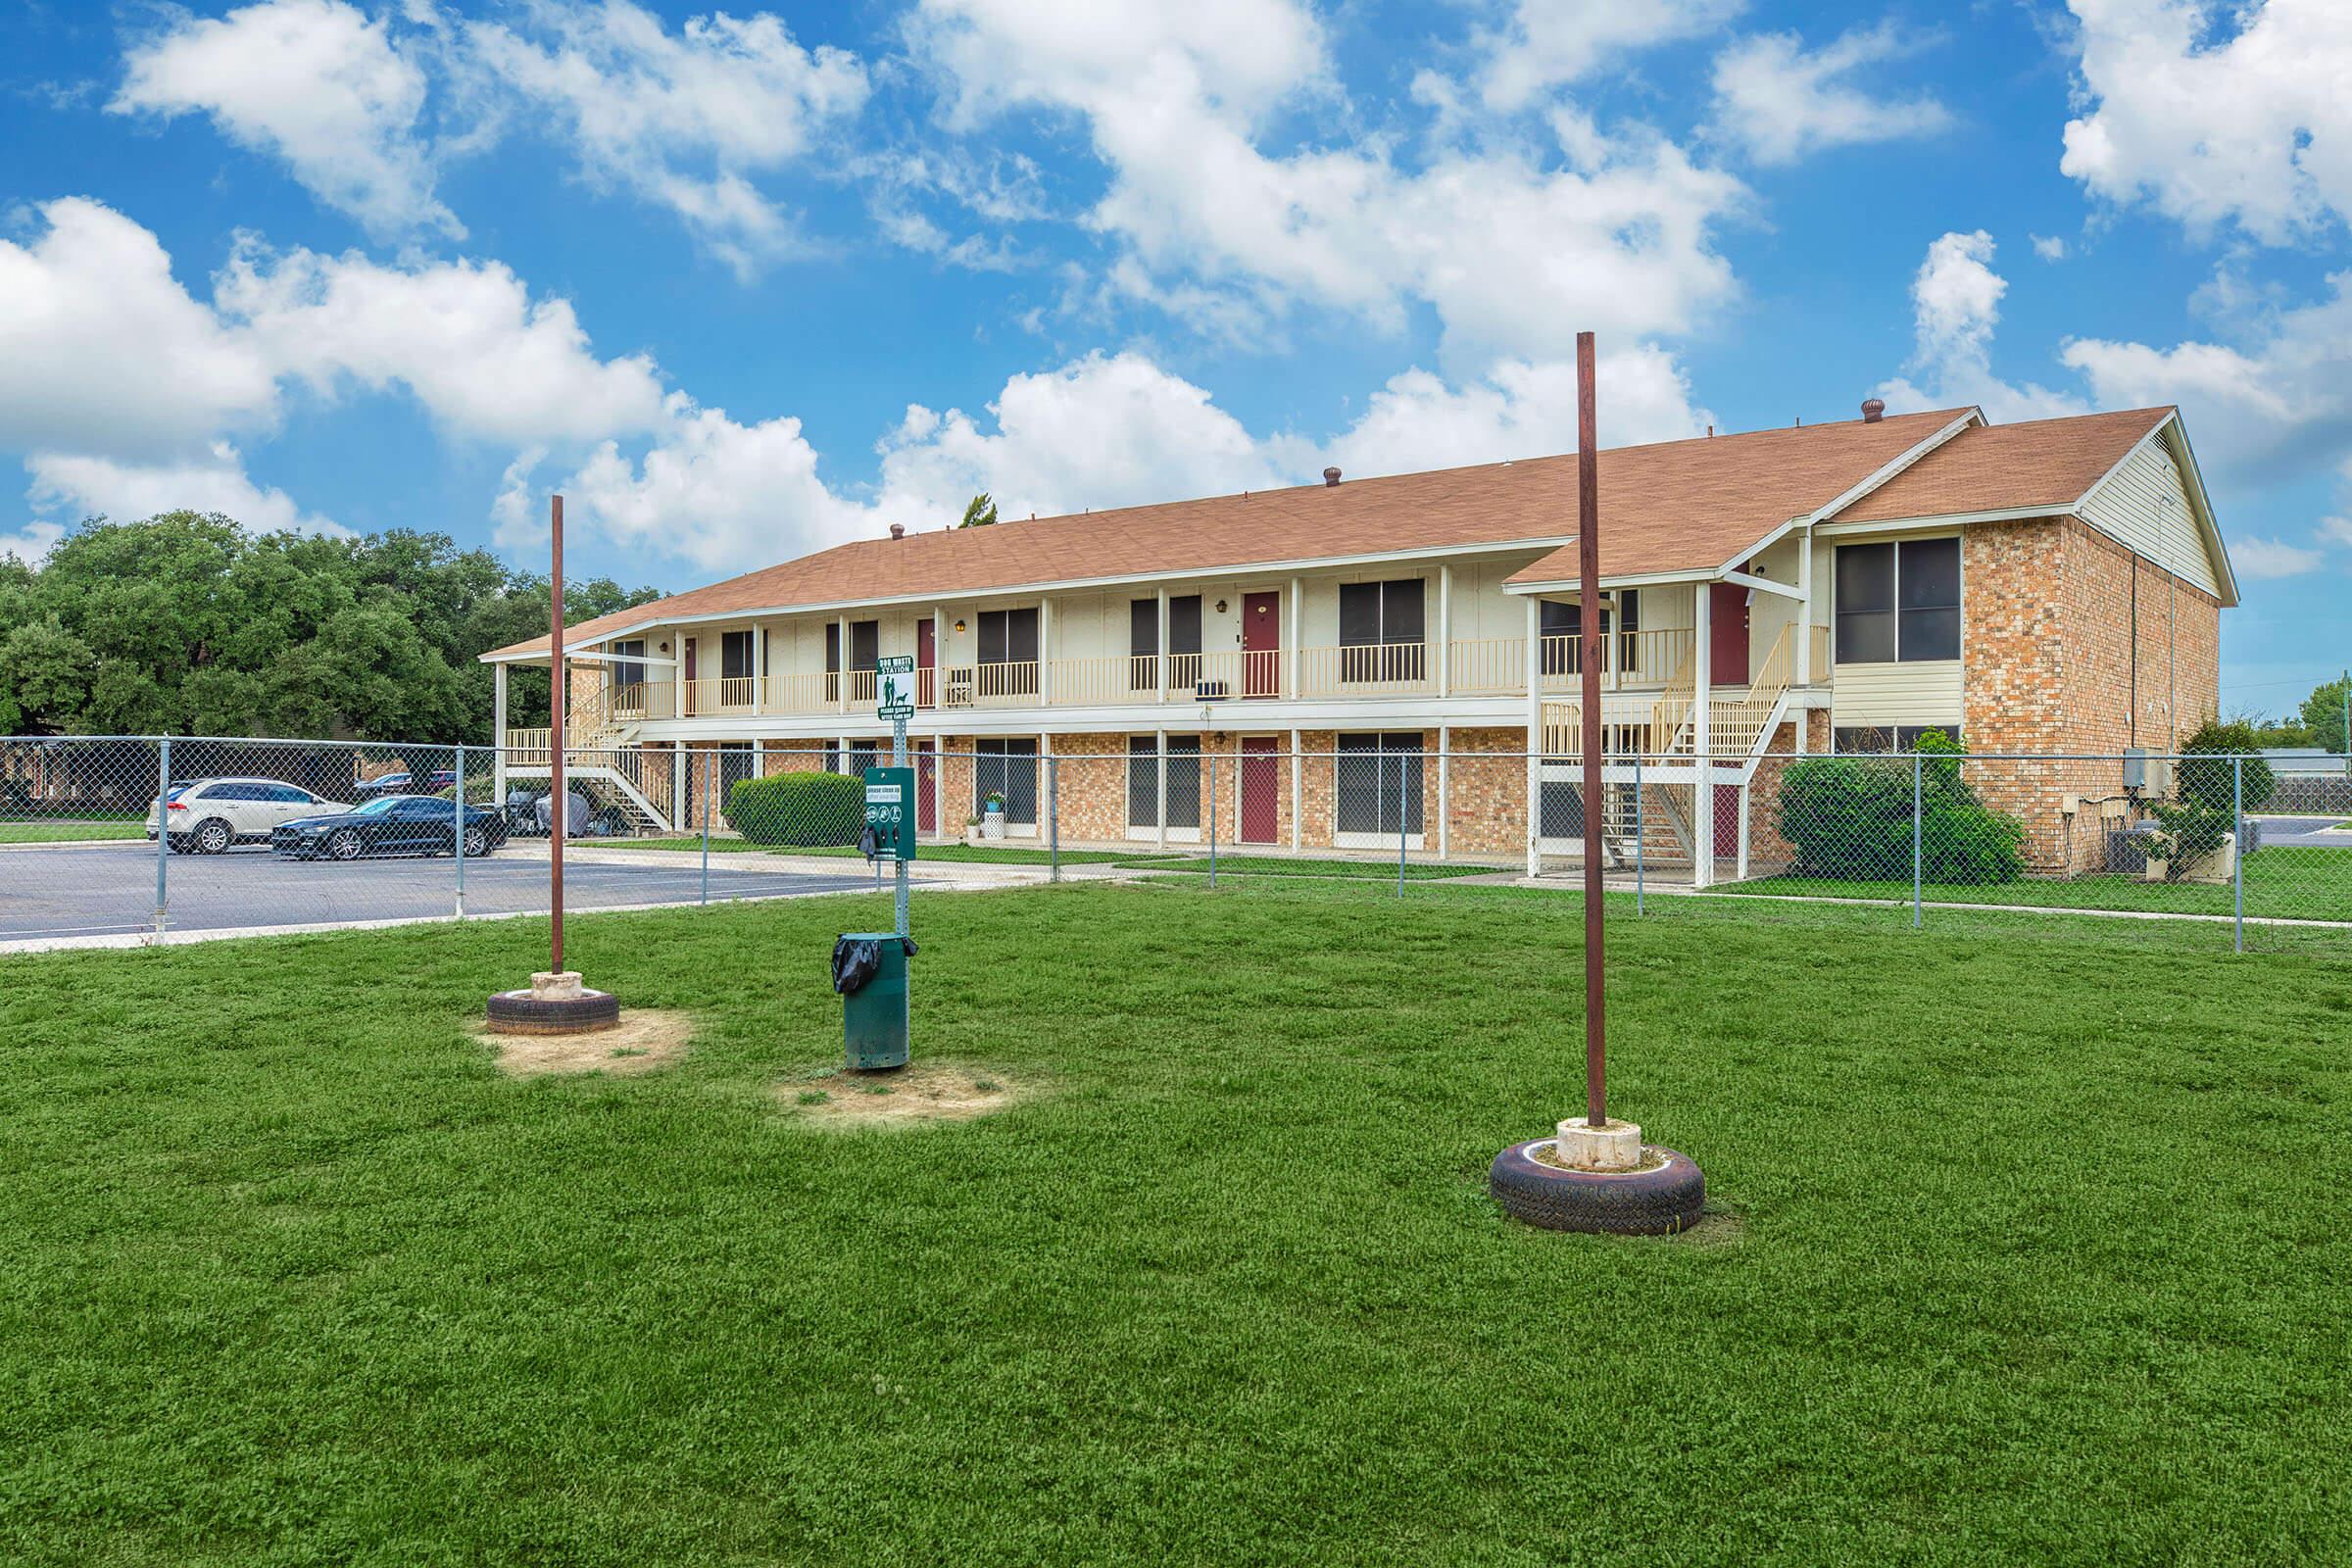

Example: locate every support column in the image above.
[1736,781,1751,881]
[492,662,509,803]
[1524,595,1542,878]
[1692,581,1714,889]
[1155,727,1168,850]
[1438,564,1452,699]
[1289,576,1303,698]
[755,624,768,713]
[1039,598,1054,707]
[1157,588,1170,702]
[1794,524,1814,688]
[671,738,686,828]
[836,613,850,711]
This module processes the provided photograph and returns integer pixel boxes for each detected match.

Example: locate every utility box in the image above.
[833,933,912,1070]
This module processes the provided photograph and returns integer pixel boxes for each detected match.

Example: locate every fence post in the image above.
[2233,754,2244,955]
[1207,752,1218,888]
[454,743,466,919]
[700,753,711,906]
[1048,755,1060,884]
[1911,752,1923,930]
[1635,750,1644,916]
[152,735,171,941]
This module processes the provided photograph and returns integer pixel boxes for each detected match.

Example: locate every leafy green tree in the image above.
[958,493,999,529]
[2298,676,2351,754]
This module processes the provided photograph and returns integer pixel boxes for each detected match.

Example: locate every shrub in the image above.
[2141,718,2270,878]
[1776,730,2025,884]
[725,769,864,847]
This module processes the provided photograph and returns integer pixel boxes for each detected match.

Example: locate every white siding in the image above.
[2077,430,2220,596]
[1832,662,1963,727]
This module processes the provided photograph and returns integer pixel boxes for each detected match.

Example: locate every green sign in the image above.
[876,654,917,719]
[862,766,917,859]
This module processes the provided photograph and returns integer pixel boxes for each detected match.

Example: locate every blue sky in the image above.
[3,0,2348,715]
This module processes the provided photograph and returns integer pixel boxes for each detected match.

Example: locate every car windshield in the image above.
[349,797,403,816]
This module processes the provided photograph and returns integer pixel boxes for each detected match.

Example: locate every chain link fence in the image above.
[5,735,2348,954]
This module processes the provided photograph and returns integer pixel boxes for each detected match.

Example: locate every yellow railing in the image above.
[1447,637,1525,695]
[1539,627,1697,692]
[940,661,1042,708]
[1298,642,1434,698]
[1050,653,1165,705]
[760,671,834,715]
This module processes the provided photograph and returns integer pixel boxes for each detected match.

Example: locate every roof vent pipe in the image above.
[888,522,906,539]
[1860,397,1886,423]
[1323,466,1342,487]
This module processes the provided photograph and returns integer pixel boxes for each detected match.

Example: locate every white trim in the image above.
[1722,569,1802,601]
[1815,504,2078,536]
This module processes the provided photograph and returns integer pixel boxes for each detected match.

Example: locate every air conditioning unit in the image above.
[2123,748,2173,797]
[1195,680,1230,701]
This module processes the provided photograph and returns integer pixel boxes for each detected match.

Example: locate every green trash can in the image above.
[833,933,912,1071]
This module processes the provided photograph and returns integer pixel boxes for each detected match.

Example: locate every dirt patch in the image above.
[479,1008,697,1077]
[778,1061,1030,1128]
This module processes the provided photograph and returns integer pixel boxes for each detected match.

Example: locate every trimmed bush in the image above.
[725,769,863,847]
[1776,731,2026,884]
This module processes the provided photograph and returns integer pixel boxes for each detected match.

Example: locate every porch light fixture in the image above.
[1214,599,1229,613]
[954,618,966,633]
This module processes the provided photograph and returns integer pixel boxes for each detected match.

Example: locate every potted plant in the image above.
[963,811,983,846]
[981,791,1006,841]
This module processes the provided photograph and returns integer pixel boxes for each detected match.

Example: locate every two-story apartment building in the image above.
[481,400,2234,879]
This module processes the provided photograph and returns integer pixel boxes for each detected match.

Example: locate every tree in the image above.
[1,512,667,744]
[958,492,999,529]
[2297,675,2351,754]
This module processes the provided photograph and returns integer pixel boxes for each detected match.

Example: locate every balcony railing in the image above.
[601,627,1783,725]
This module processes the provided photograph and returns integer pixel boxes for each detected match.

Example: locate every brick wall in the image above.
[1446,725,1531,858]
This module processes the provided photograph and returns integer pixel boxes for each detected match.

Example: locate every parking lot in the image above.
[0,838,898,949]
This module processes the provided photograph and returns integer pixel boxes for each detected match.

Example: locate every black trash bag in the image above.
[858,824,879,861]
[831,936,882,996]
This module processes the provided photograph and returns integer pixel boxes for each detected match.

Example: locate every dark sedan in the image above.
[271,795,509,860]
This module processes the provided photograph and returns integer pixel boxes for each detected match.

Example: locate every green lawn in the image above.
[2,885,2346,1564]
[0,820,147,844]
[1123,851,1494,880]
[1717,844,2352,923]
[576,836,1148,865]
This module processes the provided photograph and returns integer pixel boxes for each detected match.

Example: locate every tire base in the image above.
[486,989,622,1035]
[1489,1139,1706,1235]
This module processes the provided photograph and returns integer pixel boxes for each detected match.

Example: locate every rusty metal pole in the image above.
[550,494,565,974]
[1576,332,1605,1129]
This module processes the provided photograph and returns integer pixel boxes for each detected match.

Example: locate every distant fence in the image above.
[3,735,2347,955]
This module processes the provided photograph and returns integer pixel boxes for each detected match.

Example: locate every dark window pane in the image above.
[1339,583,1380,647]
[851,620,880,670]
[1168,596,1202,657]
[1004,608,1040,665]
[1165,736,1200,829]
[1898,606,1960,662]
[1380,579,1425,644]
[1837,610,1897,664]
[824,622,841,673]
[1130,600,1157,658]
[721,631,754,679]
[1836,542,1895,614]
[1898,538,1960,610]
[978,610,1006,666]
[1335,733,1382,833]
[1127,735,1156,826]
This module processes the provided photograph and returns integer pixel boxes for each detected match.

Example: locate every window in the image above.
[823,741,841,773]
[824,622,842,702]
[1539,592,1637,675]
[720,631,754,682]
[1167,596,1202,658]
[973,738,1039,825]
[977,608,1041,697]
[269,784,313,804]
[720,742,756,797]
[612,638,647,691]
[1836,539,1960,663]
[850,620,880,672]
[1339,579,1425,683]
[1120,734,1198,834]
[1130,599,1159,690]
[1165,736,1200,830]
[847,742,878,779]
[1127,736,1157,827]
[1835,725,1962,755]
[1335,732,1424,836]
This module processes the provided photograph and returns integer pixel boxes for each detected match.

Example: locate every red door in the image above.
[915,741,938,833]
[682,638,699,714]
[1243,591,1281,697]
[1241,737,1279,842]
[917,617,937,708]
[1709,582,1749,686]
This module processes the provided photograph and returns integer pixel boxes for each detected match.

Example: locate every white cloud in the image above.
[25,443,344,539]
[0,521,65,567]
[112,0,458,240]
[1474,0,1744,111]
[2320,514,2352,547]
[2060,0,2352,244]
[215,240,671,447]
[1709,24,1953,166]
[461,0,868,276]
[2032,233,2069,261]
[1321,349,1710,478]
[0,198,279,461]
[909,0,1747,365]
[1876,230,2088,422]
[2230,535,2326,578]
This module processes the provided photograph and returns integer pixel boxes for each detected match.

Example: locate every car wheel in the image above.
[462,824,491,858]
[194,818,233,855]
[327,828,365,861]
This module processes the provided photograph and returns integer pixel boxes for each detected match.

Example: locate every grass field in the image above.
[0,821,148,844]
[1719,843,2352,923]
[2,884,2346,1564]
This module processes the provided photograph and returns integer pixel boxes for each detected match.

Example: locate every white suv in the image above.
[145,777,351,855]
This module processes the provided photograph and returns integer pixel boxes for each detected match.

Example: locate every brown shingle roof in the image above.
[1829,407,2174,524]
[489,407,1973,659]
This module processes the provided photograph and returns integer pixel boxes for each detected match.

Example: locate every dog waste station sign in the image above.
[833,653,919,1072]
[862,767,916,861]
